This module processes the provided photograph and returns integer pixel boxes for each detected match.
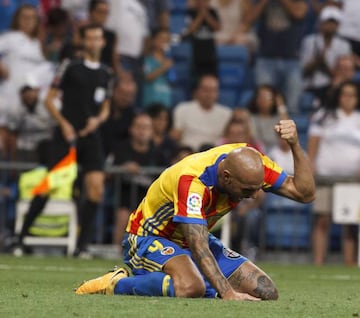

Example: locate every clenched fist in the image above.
[274,120,299,146]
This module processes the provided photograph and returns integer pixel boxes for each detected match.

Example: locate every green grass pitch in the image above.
[0,255,359,318]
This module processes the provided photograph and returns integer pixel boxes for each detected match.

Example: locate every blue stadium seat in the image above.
[237,89,254,107]
[170,12,186,34]
[353,70,360,83]
[170,62,190,84]
[218,88,239,108]
[299,91,316,113]
[219,63,246,88]
[168,0,187,12]
[264,193,312,249]
[170,42,191,62]
[217,45,249,63]
[172,86,187,107]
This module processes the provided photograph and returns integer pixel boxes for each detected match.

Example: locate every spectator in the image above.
[6,81,54,162]
[220,109,264,151]
[247,84,289,152]
[171,74,232,151]
[139,0,170,33]
[183,0,220,80]
[43,7,72,64]
[111,113,156,252]
[210,0,258,52]
[101,73,137,157]
[106,0,148,101]
[301,6,352,105]
[308,80,360,266]
[245,0,308,114]
[87,0,121,76]
[170,145,194,165]
[0,4,48,159]
[146,103,178,167]
[268,135,294,175]
[337,0,360,68]
[143,29,173,109]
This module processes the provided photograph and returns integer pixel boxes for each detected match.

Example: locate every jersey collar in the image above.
[199,154,227,189]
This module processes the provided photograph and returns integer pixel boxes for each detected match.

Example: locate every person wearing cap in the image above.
[300,5,352,105]
[6,78,55,163]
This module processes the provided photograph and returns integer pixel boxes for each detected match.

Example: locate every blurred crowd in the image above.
[0,0,359,265]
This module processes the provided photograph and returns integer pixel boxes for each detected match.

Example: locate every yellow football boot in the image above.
[75,266,129,295]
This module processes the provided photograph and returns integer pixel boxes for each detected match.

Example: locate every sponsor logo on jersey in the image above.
[222,247,241,259]
[187,193,202,215]
[161,246,175,256]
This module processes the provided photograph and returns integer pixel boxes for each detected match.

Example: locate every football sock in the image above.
[76,199,98,251]
[114,272,175,297]
[18,195,49,244]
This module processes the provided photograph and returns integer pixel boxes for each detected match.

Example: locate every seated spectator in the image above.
[183,0,221,81]
[146,103,178,167]
[308,80,360,266]
[247,84,289,152]
[111,113,156,251]
[101,74,137,157]
[268,135,294,175]
[43,7,72,64]
[171,74,232,151]
[143,29,173,109]
[331,55,356,88]
[0,4,48,159]
[6,82,55,162]
[170,145,194,165]
[210,0,258,52]
[300,6,352,105]
[221,108,264,151]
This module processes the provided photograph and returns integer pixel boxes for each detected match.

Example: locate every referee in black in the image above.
[14,24,113,258]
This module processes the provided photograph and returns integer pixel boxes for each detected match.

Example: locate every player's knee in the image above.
[256,278,279,300]
[175,278,206,298]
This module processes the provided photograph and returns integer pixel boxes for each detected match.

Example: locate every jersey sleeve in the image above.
[261,154,288,192]
[173,175,208,225]
[51,59,71,89]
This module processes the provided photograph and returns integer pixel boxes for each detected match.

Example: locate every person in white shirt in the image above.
[0,4,48,159]
[308,80,360,266]
[171,74,232,151]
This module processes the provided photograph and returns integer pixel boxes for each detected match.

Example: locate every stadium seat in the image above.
[170,42,192,62]
[170,62,190,85]
[292,114,310,134]
[170,12,186,34]
[15,200,77,256]
[219,63,246,88]
[353,70,360,83]
[218,87,239,108]
[168,0,187,12]
[264,194,312,249]
[217,45,249,63]
[299,91,316,113]
[172,86,187,106]
[237,89,254,107]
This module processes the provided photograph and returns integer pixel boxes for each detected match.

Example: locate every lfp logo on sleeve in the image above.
[187,193,202,216]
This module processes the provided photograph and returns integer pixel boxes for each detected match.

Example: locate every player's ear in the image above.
[223,170,231,184]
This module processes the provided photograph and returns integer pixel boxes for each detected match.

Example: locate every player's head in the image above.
[218,147,264,201]
[79,24,105,59]
[89,0,109,26]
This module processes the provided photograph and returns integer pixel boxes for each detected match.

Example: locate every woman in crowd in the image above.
[308,80,360,266]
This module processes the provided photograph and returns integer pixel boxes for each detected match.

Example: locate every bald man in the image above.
[76,120,315,301]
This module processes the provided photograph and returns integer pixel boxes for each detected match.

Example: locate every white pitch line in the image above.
[0,263,115,273]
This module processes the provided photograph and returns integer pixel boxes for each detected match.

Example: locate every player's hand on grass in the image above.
[222,289,261,301]
[274,119,299,146]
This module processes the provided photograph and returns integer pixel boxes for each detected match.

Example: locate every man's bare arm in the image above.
[274,120,315,203]
[180,223,259,301]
